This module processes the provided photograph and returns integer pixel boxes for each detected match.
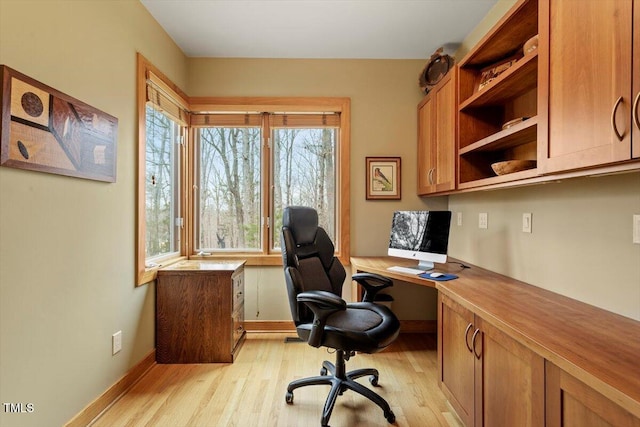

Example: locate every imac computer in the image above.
[387,210,452,273]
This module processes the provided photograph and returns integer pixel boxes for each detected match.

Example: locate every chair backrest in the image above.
[281,206,346,325]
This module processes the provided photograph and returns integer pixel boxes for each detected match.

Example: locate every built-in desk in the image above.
[350,256,640,425]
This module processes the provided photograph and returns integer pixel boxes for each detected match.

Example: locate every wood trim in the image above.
[244,319,435,334]
[244,320,295,332]
[65,350,156,427]
[399,320,437,333]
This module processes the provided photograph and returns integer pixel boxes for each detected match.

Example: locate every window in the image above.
[193,115,263,252]
[137,55,350,284]
[192,112,343,256]
[136,55,189,285]
[269,114,340,250]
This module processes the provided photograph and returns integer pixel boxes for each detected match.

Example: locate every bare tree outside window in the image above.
[145,105,180,258]
[271,127,337,248]
[197,126,262,251]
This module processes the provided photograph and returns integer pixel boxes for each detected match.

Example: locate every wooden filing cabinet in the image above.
[156,260,246,363]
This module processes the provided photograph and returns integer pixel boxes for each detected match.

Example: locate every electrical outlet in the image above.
[112,331,122,355]
[457,212,463,226]
[522,213,532,233]
[633,214,640,244]
[479,212,488,229]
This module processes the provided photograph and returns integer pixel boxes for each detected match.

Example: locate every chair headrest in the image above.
[283,206,318,245]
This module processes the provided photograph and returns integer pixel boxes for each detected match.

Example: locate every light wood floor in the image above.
[92,333,463,427]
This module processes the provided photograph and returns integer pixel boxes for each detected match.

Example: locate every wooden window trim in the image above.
[136,57,351,285]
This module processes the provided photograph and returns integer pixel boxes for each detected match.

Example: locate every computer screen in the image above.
[388,210,452,270]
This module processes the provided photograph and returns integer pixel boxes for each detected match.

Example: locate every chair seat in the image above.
[297,303,400,353]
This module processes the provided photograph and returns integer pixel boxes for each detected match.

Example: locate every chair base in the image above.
[285,349,395,426]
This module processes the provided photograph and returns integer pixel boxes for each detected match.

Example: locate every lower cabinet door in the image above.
[475,317,545,427]
[439,293,475,427]
[546,361,640,427]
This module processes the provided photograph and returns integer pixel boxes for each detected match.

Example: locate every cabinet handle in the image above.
[464,323,473,352]
[611,96,624,141]
[428,168,435,185]
[633,92,640,131]
[471,328,481,359]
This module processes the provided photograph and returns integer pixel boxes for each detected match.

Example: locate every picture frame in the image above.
[366,156,401,200]
[0,65,118,182]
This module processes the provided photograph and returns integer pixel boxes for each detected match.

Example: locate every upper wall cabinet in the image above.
[417,71,457,195]
[457,0,539,190]
[538,0,639,173]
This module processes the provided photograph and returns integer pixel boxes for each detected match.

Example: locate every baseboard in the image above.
[244,320,295,332]
[244,319,437,333]
[65,350,156,427]
[399,320,437,333]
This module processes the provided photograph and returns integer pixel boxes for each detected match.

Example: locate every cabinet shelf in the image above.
[458,167,539,190]
[459,116,538,155]
[459,52,538,110]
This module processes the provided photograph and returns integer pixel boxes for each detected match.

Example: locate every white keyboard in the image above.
[386,266,425,275]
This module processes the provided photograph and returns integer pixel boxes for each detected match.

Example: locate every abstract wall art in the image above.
[0,65,118,182]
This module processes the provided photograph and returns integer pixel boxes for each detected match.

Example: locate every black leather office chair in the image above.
[281,206,400,426]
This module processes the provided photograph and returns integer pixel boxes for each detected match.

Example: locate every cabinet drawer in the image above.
[233,272,244,312]
[232,303,245,348]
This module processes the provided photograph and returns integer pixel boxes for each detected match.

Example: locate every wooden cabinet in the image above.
[457,0,539,189]
[438,292,544,427]
[634,0,640,158]
[417,70,456,195]
[546,362,640,427]
[539,0,639,173]
[439,293,474,426]
[156,260,245,363]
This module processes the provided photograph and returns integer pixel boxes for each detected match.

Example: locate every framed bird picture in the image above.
[366,157,401,200]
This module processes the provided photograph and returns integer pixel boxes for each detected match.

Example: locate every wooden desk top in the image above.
[350,256,466,288]
[350,255,640,418]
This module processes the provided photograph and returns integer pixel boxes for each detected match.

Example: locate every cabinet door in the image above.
[417,94,435,194]
[438,293,474,427]
[633,0,640,158]
[433,74,456,192]
[546,361,640,427]
[417,72,456,195]
[540,0,633,173]
[475,317,545,427]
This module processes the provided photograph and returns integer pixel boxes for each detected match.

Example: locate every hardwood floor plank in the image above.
[92,333,457,427]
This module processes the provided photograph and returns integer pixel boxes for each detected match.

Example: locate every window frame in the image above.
[187,97,351,267]
[136,55,351,285]
[136,54,190,285]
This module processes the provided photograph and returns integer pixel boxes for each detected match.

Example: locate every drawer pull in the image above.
[471,328,481,359]
[611,96,624,141]
[464,323,474,352]
[633,92,640,131]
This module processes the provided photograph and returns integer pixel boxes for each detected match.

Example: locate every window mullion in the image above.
[262,112,273,254]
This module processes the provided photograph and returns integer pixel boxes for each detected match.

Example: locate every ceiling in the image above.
[139,0,498,60]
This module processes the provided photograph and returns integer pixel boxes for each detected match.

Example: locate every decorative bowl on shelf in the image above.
[502,117,530,130]
[491,160,537,175]
[523,35,539,55]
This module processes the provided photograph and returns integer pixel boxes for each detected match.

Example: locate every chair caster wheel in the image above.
[369,375,379,386]
[320,367,327,376]
[285,391,294,404]
[385,410,396,423]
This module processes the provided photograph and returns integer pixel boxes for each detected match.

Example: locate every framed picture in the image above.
[1,65,118,182]
[366,157,401,200]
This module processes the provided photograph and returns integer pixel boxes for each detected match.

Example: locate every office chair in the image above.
[281,206,400,426]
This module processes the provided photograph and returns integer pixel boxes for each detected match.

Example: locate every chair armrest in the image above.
[352,273,393,303]
[297,291,347,347]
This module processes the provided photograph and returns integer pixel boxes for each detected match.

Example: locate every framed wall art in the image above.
[0,65,118,182]
[366,156,401,200]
